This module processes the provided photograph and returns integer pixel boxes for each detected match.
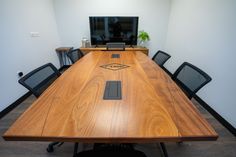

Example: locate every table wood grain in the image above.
[3,51,218,143]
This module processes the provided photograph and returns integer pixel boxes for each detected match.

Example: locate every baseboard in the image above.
[0,92,31,119]
[194,95,236,136]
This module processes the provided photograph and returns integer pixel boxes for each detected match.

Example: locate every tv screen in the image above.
[89,16,139,45]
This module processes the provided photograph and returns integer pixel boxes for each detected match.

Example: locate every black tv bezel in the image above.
[89,16,139,46]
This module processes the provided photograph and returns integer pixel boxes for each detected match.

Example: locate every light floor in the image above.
[0,96,235,157]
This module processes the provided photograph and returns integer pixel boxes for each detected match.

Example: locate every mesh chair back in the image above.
[172,62,212,99]
[67,49,84,63]
[106,42,125,51]
[152,50,171,67]
[18,63,61,98]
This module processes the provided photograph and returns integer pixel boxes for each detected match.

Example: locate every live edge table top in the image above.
[3,51,218,143]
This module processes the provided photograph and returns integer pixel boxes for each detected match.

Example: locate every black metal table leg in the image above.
[73,142,79,157]
[159,142,169,157]
[63,51,66,66]
[58,52,63,68]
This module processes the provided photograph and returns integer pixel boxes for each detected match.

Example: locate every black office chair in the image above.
[106,42,125,51]
[67,48,84,64]
[18,63,62,152]
[152,50,171,68]
[18,63,61,98]
[172,62,212,99]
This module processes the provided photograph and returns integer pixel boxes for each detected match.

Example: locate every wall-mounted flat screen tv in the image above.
[89,16,139,45]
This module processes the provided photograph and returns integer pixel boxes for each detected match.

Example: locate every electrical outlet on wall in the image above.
[30,32,40,37]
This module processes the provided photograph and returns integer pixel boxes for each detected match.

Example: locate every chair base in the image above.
[46,142,64,153]
[73,142,168,157]
[75,149,147,157]
[93,143,134,150]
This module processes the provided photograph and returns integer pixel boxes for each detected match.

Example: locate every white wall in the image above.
[165,0,236,127]
[0,0,61,112]
[53,0,171,57]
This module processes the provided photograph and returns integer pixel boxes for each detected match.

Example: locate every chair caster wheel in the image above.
[47,146,54,153]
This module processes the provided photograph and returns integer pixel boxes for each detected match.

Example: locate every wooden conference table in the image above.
[3,51,218,145]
